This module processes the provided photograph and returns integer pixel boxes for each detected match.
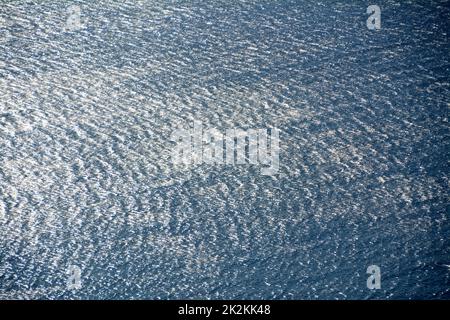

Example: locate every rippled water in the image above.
[0,0,449,299]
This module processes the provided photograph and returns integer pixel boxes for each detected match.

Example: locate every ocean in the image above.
[0,0,449,299]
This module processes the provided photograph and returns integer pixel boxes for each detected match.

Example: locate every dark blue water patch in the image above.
[0,0,449,300]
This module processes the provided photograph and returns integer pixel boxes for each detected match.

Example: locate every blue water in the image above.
[0,0,449,299]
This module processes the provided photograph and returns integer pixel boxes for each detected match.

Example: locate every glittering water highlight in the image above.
[0,0,449,299]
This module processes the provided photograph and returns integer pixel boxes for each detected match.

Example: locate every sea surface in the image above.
[0,0,449,299]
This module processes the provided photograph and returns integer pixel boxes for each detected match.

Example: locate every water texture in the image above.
[0,0,449,299]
